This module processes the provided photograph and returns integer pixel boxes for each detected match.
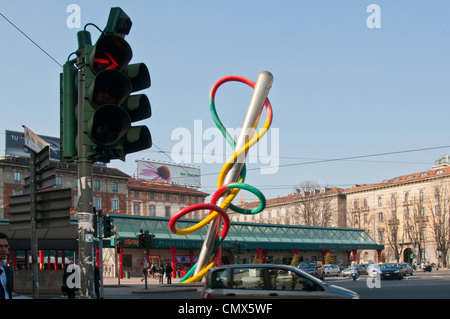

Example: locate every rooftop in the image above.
[346,166,450,192]
[128,178,209,197]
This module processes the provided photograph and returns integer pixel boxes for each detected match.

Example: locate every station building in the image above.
[0,214,383,279]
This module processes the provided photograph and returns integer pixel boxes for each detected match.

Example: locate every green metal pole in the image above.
[30,151,39,299]
[76,63,95,299]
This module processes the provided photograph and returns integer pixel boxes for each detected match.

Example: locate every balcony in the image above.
[386,219,399,226]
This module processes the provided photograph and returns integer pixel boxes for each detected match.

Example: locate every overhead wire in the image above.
[0,11,62,67]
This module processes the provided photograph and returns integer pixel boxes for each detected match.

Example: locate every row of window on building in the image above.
[11,170,204,219]
[352,188,442,209]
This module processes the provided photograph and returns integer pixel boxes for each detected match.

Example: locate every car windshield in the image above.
[299,262,317,268]
[379,263,398,269]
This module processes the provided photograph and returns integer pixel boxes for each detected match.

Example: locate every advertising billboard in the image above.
[136,160,201,187]
[5,129,61,160]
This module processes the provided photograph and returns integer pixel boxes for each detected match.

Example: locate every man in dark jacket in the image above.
[0,232,13,299]
[165,262,173,284]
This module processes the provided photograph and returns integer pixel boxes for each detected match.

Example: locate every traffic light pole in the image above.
[98,210,104,299]
[144,248,148,289]
[29,151,39,299]
[76,65,95,299]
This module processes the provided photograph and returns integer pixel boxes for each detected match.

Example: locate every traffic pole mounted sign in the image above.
[8,126,71,299]
[9,129,71,230]
[9,188,71,229]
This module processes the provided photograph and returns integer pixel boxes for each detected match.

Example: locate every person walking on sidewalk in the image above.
[165,262,173,284]
[158,264,164,284]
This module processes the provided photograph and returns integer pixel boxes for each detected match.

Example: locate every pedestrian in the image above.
[62,262,77,299]
[158,264,164,284]
[165,262,173,284]
[150,264,156,278]
[0,233,13,299]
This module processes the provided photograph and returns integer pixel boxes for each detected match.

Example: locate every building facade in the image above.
[230,187,347,228]
[127,179,209,218]
[0,156,130,218]
[344,158,450,267]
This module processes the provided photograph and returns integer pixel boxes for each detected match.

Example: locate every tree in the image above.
[427,184,450,267]
[289,181,334,227]
[290,254,300,267]
[404,195,428,265]
[382,195,403,262]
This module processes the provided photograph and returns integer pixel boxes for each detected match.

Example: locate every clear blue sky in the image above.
[1,1,450,202]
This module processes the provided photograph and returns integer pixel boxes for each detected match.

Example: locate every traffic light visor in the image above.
[124,126,152,154]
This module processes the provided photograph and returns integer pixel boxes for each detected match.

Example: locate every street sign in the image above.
[23,125,50,154]
[23,166,56,194]
[9,188,72,230]
[21,144,56,195]
[8,193,30,230]
[36,188,72,228]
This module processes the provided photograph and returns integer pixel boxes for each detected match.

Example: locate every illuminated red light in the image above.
[94,51,119,70]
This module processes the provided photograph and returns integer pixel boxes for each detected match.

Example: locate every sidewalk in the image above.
[103,275,205,295]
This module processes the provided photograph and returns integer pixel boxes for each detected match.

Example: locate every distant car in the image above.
[323,264,341,277]
[398,263,414,276]
[357,264,368,275]
[370,263,404,280]
[341,267,352,277]
[201,264,359,299]
[298,261,325,280]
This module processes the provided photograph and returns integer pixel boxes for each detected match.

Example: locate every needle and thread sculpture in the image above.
[168,71,274,283]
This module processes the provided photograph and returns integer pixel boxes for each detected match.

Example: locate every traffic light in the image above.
[116,242,122,254]
[82,8,152,163]
[144,230,155,248]
[138,230,145,247]
[103,215,114,238]
[60,61,78,162]
[61,7,152,164]
[231,240,246,255]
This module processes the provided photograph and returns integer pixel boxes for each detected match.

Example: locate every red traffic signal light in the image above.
[90,34,132,73]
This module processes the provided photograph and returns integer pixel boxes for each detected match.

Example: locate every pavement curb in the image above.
[131,283,205,294]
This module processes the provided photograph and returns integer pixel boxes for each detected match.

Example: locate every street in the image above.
[102,269,450,300]
[325,269,450,299]
[22,269,450,299]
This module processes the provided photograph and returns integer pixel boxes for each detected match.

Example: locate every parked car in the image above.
[323,264,341,277]
[369,263,404,280]
[298,261,325,280]
[398,263,414,276]
[201,264,359,299]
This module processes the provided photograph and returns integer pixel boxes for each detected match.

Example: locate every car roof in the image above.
[210,264,298,270]
[208,263,328,285]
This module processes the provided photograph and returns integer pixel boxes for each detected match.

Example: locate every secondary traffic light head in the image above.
[60,62,78,162]
[103,215,114,238]
[138,230,145,247]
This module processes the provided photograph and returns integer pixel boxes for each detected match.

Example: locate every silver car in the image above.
[324,264,341,277]
[201,264,359,299]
